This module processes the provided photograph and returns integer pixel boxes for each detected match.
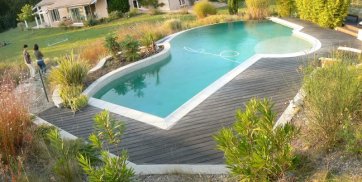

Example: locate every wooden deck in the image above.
[38,18,362,165]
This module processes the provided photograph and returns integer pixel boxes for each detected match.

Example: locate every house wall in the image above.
[51,8,70,27]
[95,0,109,18]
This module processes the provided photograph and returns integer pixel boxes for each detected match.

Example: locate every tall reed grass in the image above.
[79,40,108,66]
[0,76,31,163]
[245,0,271,20]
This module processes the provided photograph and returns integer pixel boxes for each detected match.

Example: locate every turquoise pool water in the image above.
[94,21,312,117]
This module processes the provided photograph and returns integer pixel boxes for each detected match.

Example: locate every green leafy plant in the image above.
[295,0,350,28]
[77,110,134,182]
[17,4,34,28]
[49,52,89,87]
[141,32,157,54]
[193,0,217,19]
[104,33,121,59]
[303,62,362,150]
[276,0,295,17]
[59,85,88,112]
[46,129,100,182]
[214,98,297,181]
[83,18,99,27]
[120,35,140,62]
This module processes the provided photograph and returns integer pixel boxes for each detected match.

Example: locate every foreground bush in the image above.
[295,0,350,28]
[78,110,134,181]
[214,98,297,181]
[194,0,217,19]
[303,62,362,150]
[245,0,270,20]
[0,80,31,163]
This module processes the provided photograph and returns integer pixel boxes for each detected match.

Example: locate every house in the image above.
[33,0,109,28]
[129,0,191,11]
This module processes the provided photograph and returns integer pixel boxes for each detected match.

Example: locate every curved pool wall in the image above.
[85,17,321,130]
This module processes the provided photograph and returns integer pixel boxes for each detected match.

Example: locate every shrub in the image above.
[60,85,88,112]
[148,8,163,15]
[83,18,99,27]
[303,62,362,150]
[46,129,100,181]
[245,0,270,20]
[228,0,238,15]
[193,0,217,19]
[108,0,130,13]
[141,32,157,53]
[163,19,183,32]
[49,53,89,88]
[59,18,73,29]
[295,0,350,28]
[128,8,140,17]
[108,11,123,21]
[79,40,108,66]
[214,98,297,181]
[17,22,25,31]
[120,35,140,62]
[104,33,121,59]
[77,110,134,181]
[276,0,295,17]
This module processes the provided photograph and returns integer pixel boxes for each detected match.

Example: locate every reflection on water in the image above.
[97,56,170,98]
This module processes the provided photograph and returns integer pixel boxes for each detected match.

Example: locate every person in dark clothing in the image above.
[34,44,46,74]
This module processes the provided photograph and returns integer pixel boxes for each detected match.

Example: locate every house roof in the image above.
[35,0,97,9]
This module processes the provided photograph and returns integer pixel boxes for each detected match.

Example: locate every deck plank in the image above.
[38,18,362,165]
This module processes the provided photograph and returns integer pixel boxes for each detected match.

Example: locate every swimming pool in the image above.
[87,19,319,129]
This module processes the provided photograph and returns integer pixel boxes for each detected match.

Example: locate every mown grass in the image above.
[0,13,195,63]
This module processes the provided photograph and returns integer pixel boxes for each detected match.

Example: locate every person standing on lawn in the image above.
[34,44,46,74]
[23,44,36,79]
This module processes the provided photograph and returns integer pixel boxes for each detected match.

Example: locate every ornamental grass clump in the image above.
[245,0,271,20]
[49,53,89,112]
[214,98,297,181]
[303,62,362,151]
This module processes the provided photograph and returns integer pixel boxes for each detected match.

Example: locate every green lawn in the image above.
[0,13,195,64]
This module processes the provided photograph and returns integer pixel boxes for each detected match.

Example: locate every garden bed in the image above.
[85,46,164,87]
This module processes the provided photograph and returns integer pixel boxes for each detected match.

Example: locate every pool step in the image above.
[336,25,359,37]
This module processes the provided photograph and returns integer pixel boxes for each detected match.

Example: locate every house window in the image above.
[50,9,60,22]
[179,0,186,5]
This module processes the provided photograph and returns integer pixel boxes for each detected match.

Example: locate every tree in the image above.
[228,0,239,15]
[107,0,130,13]
[295,0,350,28]
[17,4,33,28]
[276,0,294,17]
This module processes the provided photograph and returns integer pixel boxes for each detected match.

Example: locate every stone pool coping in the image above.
[83,17,321,130]
[83,17,322,130]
